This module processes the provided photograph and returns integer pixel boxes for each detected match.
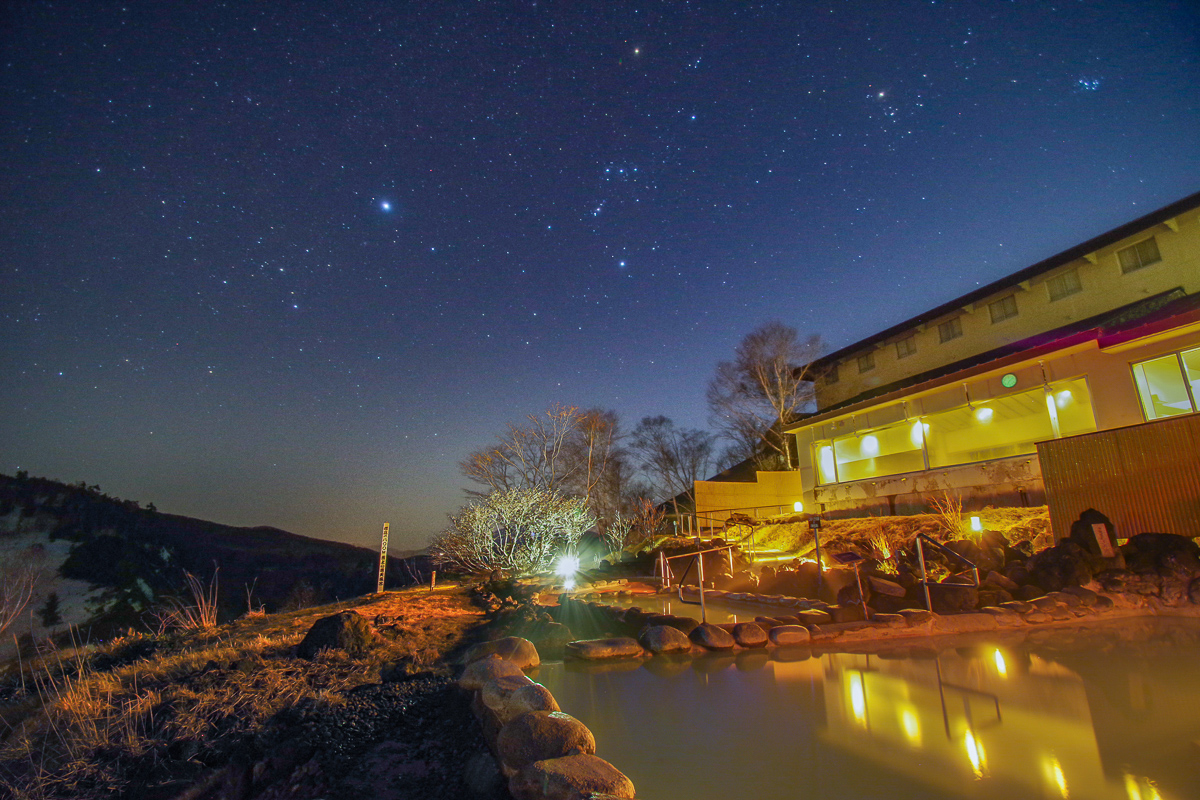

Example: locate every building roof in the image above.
[788,287,1200,429]
[810,189,1200,369]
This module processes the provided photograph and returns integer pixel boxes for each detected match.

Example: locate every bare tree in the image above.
[430,487,594,576]
[0,555,42,640]
[706,321,823,468]
[628,416,717,531]
[460,404,625,528]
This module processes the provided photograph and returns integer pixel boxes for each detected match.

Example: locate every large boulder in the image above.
[688,622,735,650]
[927,582,978,614]
[465,637,540,671]
[1122,533,1200,574]
[1067,508,1119,557]
[644,614,700,635]
[296,611,378,659]
[638,625,693,654]
[730,622,768,648]
[486,678,561,725]
[1027,540,1093,592]
[509,754,636,800]
[496,712,596,774]
[565,638,644,660]
[459,655,527,691]
[768,625,811,646]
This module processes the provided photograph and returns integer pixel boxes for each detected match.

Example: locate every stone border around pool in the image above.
[457,637,639,800]
[556,584,1200,659]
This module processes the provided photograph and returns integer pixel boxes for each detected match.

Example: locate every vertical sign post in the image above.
[376,523,389,594]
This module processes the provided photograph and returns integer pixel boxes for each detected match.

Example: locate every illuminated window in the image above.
[895,336,917,359]
[814,378,1097,484]
[938,317,962,343]
[989,294,1018,323]
[857,351,875,373]
[1132,347,1199,419]
[1117,236,1162,274]
[826,363,839,384]
[1046,268,1082,302]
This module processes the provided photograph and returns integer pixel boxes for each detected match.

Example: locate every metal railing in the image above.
[914,533,980,612]
[668,504,800,537]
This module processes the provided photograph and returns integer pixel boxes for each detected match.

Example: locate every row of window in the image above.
[814,378,1097,485]
[829,235,1163,382]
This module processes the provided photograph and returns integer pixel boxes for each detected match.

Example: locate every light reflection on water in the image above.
[534,618,1200,800]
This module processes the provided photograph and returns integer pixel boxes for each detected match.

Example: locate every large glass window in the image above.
[812,378,1098,485]
[1132,348,1200,419]
[1118,237,1162,274]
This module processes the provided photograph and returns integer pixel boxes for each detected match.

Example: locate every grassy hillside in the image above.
[0,473,426,639]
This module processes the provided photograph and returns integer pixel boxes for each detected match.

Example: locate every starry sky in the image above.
[3,1,1199,553]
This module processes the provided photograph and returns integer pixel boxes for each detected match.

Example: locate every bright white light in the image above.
[1056,389,1074,408]
[975,407,993,423]
[901,708,921,745]
[970,516,982,532]
[860,434,879,457]
[910,421,929,447]
[380,200,392,212]
[793,500,804,513]
[965,729,986,777]
[556,555,580,577]
[993,648,1007,677]
[849,672,867,725]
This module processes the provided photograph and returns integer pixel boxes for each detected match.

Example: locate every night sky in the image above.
[3,2,1199,552]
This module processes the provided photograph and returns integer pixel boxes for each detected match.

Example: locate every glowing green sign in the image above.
[1001,373,1018,388]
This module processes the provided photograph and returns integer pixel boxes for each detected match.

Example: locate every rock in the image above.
[1093,594,1115,610]
[1123,533,1200,574]
[638,625,692,654]
[753,616,782,629]
[931,613,998,634]
[481,674,537,719]
[497,712,596,774]
[983,570,1020,593]
[898,608,934,626]
[1023,611,1052,624]
[870,613,907,628]
[1016,584,1044,600]
[1059,586,1098,606]
[1027,540,1093,592]
[979,606,1024,627]
[1048,606,1073,621]
[508,682,561,718]
[927,582,978,614]
[1047,591,1081,608]
[731,622,768,648]
[689,623,736,650]
[866,576,907,597]
[1029,596,1062,611]
[529,622,576,652]
[465,637,541,671]
[460,655,527,691]
[509,754,635,800]
[650,614,699,635]
[999,600,1033,613]
[796,609,832,627]
[828,603,869,623]
[565,638,643,660]
[296,611,378,659]
[768,625,811,645]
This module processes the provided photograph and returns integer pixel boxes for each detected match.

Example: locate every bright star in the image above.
[380,201,392,212]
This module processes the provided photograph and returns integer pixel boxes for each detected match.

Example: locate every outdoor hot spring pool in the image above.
[533,617,1200,800]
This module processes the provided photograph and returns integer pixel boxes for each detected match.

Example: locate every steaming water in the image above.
[535,618,1200,800]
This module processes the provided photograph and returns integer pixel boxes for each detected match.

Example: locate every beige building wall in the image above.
[816,206,1200,409]
[693,469,808,528]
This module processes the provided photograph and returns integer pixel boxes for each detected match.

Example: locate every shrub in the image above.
[430,488,594,577]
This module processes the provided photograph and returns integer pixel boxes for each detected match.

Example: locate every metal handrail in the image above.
[915,533,980,612]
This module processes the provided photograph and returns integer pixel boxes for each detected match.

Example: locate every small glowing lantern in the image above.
[970,516,982,532]
[793,500,804,513]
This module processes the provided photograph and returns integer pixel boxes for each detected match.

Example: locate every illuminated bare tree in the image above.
[0,554,42,640]
[460,404,624,526]
[706,321,823,468]
[430,487,595,576]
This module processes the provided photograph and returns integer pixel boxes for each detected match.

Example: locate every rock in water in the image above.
[688,623,735,650]
[496,711,596,774]
[465,636,540,671]
[296,611,378,659]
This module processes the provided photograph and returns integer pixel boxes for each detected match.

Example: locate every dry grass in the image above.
[0,586,485,800]
[725,505,1051,561]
